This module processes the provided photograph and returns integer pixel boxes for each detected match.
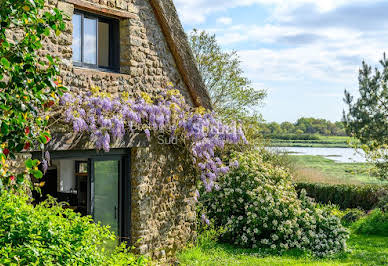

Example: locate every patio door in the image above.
[90,159,121,236]
[32,149,131,243]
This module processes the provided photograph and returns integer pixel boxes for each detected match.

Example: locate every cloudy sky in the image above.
[173,0,388,123]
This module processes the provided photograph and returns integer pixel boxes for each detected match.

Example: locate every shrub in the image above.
[201,151,349,257]
[351,209,388,236]
[341,209,365,227]
[376,194,388,212]
[266,134,320,141]
[295,183,388,210]
[0,191,148,265]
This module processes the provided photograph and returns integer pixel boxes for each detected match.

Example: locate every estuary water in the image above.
[271,147,366,163]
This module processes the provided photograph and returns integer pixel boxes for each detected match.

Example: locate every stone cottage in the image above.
[24,0,211,260]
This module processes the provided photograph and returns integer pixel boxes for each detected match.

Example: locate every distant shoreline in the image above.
[267,135,352,148]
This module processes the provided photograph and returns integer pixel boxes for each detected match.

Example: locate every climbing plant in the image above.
[59,86,246,193]
[0,0,67,190]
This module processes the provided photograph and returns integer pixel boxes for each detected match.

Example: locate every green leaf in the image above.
[1,123,9,135]
[1,41,10,49]
[43,28,50,36]
[25,159,34,168]
[39,135,47,144]
[31,169,43,179]
[0,57,10,69]
[16,174,24,184]
[32,159,40,167]
[15,143,24,152]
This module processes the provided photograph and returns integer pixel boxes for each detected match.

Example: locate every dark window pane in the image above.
[83,17,97,64]
[98,22,110,67]
[72,14,81,62]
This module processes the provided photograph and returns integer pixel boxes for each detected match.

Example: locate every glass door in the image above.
[91,159,120,236]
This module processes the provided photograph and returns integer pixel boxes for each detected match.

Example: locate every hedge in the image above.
[295,183,388,210]
[266,133,321,141]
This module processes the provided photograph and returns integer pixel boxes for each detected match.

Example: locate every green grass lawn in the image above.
[270,136,352,148]
[177,234,388,265]
[290,155,387,185]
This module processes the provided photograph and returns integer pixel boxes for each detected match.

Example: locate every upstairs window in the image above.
[72,11,120,72]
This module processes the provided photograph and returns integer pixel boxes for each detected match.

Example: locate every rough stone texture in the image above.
[43,0,195,104]
[131,138,197,259]
[8,0,201,260]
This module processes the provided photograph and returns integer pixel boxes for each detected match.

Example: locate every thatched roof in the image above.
[149,0,211,109]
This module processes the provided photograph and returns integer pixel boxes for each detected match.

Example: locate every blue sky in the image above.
[173,0,388,123]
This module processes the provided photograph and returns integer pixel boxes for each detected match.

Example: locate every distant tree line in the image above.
[260,117,347,136]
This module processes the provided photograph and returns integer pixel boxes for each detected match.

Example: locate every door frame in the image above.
[32,149,131,243]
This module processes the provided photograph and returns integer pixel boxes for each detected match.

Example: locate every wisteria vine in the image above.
[56,86,247,194]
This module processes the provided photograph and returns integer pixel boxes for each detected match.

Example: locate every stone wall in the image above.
[7,0,198,260]
[131,137,196,259]
[44,0,193,104]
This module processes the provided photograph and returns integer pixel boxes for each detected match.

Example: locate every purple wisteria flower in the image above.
[60,86,248,194]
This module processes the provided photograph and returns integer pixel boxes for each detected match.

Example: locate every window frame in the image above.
[72,10,120,72]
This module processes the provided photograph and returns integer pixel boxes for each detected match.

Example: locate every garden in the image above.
[177,149,388,265]
[1,1,387,265]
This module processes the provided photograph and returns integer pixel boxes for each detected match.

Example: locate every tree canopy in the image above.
[344,54,388,179]
[188,29,266,122]
[260,117,346,136]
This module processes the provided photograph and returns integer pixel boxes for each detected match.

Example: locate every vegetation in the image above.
[270,135,351,148]
[261,117,346,136]
[200,150,348,257]
[177,232,388,265]
[290,155,384,185]
[340,209,366,227]
[188,29,266,129]
[0,191,148,265]
[0,0,67,189]
[59,86,247,194]
[344,54,388,179]
[352,209,388,236]
[295,182,388,210]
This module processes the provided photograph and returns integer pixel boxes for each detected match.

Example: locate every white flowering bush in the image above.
[200,151,349,257]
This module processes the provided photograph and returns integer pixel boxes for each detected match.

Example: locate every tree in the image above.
[188,29,266,122]
[280,122,295,133]
[344,54,388,179]
[0,0,67,190]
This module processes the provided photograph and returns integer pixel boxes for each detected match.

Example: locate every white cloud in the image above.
[173,0,387,121]
[173,0,366,24]
[216,17,233,25]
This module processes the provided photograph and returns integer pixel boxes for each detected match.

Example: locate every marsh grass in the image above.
[270,136,353,148]
[291,155,386,185]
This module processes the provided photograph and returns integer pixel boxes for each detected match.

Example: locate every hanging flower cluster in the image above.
[59,86,247,192]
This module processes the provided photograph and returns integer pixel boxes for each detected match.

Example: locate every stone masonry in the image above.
[8,0,209,260]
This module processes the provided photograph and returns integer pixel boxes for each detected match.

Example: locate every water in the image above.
[271,147,366,163]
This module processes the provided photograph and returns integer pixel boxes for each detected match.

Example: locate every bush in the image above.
[0,191,148,265]
[352,209,388,236]
[266,134,320,141]
[295,183,388,210]
[376,194,388,212]
[201,151,349,257]
[341,209,365,226]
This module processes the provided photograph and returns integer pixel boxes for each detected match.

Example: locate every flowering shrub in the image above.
[58,86,246,192]
[201,151,349,257]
